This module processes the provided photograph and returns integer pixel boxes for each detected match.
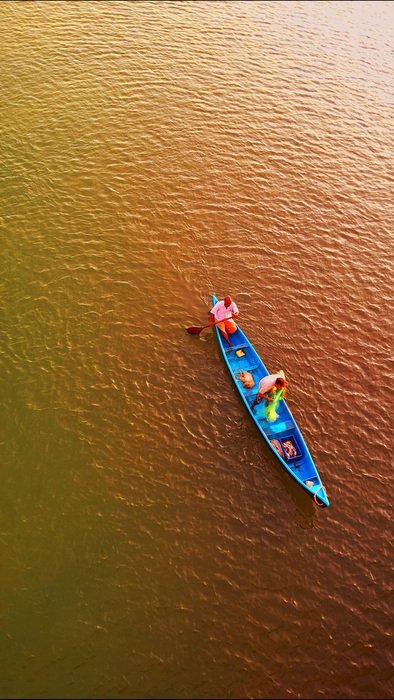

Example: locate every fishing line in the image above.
[189,224,215,300]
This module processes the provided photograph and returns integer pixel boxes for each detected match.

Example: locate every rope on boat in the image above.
[313,485,327,507]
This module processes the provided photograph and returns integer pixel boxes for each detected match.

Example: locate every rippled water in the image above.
[0,1,393,698]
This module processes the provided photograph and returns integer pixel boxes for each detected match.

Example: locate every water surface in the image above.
[0,1,393,698]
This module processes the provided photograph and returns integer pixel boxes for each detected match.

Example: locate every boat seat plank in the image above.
[225,344,248,353]
[240,364,259,373]
[261,420,294,437]
[243,390,258,398]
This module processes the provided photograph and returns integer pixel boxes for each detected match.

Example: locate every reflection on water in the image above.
[0,1,393,698]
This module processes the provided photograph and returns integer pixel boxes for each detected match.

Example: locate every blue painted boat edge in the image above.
[211,294,330,507]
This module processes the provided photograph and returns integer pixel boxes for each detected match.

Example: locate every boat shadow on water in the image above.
[267,448,317,528]
[242,418,317,529]
[206,347,320,528]
[209,293,330,510]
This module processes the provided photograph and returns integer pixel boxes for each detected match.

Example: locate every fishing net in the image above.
[265,387,285,422]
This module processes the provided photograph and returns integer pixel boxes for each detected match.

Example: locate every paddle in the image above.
[186,315,233,335]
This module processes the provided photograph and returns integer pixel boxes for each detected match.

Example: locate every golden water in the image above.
[0,2,392,698]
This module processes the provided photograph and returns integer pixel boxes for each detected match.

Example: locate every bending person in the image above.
[251,371,288,420]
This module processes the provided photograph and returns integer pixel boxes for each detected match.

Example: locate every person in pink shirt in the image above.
[209,295,239,347]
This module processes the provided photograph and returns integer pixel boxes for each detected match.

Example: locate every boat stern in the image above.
[312,483,330,508]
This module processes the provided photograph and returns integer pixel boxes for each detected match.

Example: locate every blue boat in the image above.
[211,294,330,508]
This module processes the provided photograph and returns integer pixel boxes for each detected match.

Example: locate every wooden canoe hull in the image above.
[211,295,330,508]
